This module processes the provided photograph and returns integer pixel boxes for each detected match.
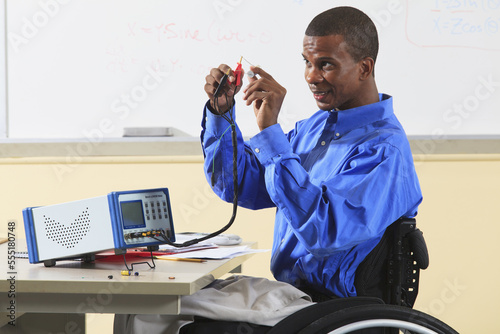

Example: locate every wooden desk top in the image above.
[0,240,257,314]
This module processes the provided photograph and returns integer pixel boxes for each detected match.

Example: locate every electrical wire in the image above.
[157,81,239,248]
[122,250,156,271]
[119,65,242,276]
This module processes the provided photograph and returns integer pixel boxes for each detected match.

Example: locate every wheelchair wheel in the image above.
[298,304,459,334]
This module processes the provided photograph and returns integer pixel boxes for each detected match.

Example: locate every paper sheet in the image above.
[157,245,269,260]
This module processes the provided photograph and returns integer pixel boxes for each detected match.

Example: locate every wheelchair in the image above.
[180,218,459,334]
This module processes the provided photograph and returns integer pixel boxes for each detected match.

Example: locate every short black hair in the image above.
[305,6,379,64]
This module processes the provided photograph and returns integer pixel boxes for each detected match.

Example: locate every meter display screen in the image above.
[120,200,146,229]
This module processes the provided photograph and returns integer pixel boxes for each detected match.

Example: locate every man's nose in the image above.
[305,67,323,85]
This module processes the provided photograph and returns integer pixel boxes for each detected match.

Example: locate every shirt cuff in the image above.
[203,100,236,138]
[249,124,293,164]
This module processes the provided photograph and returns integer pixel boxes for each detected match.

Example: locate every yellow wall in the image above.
[411,155,500,333]
[1,154,499,332]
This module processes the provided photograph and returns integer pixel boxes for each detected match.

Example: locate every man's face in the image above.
[303,35,364,111]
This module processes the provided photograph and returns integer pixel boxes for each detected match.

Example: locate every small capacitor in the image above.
[121,270,132,276]
[242,57,259,79]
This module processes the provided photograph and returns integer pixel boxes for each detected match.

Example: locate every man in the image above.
[202,6,422,299]
[115,6,422,333]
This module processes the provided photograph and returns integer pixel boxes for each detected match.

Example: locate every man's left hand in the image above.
[243,66,287,131]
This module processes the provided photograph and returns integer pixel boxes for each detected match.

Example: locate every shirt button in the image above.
[320,141,326,146]
[255,148,260,153]
[335,133,340,137]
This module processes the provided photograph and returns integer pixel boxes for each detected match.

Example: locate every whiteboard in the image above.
[5,0,500,139]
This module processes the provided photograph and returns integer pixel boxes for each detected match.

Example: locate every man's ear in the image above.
[359,57,375,80]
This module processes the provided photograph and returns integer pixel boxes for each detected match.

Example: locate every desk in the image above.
[0,240,257,333]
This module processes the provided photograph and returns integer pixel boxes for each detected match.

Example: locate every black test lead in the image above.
[214,68,231,98]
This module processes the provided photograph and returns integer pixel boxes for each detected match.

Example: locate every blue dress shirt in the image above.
[200,94,422,298]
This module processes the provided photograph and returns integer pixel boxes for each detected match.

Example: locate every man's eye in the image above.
[322,62,334,69]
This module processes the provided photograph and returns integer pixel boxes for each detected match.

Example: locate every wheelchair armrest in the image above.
[389,218,429,308]
[355,217,429,308]
[408,228,429,270]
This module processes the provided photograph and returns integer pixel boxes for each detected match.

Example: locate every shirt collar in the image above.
[331,93,394,137]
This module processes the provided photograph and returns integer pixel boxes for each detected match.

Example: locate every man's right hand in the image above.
[204,64,243,114]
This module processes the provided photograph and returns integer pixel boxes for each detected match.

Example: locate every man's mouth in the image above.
[312,91,329,101]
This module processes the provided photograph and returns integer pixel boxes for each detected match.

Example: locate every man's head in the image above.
[303,7,379,111]
[305,7,379,66]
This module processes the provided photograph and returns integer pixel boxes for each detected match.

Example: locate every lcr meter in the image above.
[23,188,175,267]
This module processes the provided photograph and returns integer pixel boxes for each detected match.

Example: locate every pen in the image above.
[155,256,206,263]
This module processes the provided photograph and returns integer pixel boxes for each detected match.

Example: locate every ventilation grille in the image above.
[44,208,91,249]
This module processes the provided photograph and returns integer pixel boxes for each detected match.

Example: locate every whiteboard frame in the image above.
[0,0,6,138]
